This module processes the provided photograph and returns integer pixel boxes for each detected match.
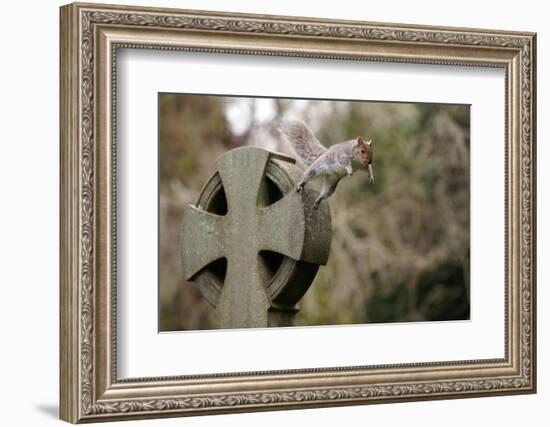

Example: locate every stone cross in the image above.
[180,147,331,329]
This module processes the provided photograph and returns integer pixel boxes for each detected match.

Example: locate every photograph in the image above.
[160,93,471,331]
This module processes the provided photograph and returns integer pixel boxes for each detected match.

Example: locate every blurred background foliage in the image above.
[159,94,470,331]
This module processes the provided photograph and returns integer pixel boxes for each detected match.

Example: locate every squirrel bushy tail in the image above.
[280,119,327,167]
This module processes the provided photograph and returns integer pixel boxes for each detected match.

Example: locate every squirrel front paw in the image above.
[345,165,353,176]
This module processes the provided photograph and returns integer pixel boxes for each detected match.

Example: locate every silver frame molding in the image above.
[60,2,537,423]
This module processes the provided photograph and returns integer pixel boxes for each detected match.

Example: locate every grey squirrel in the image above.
[280,119,374,209]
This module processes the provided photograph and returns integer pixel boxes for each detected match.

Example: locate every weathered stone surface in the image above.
[180,147,331,329]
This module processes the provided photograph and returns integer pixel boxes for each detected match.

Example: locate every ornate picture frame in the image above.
[60,2,536,423]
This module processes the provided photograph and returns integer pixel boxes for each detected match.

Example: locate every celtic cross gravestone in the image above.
[180,147,331,329]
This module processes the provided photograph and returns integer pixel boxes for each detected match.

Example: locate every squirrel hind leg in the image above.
[313,176,341,209]
[296,165,321,193]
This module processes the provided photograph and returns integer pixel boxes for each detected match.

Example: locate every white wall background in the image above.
[0,0,545,426]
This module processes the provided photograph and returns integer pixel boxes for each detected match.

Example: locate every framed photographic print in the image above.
[60,2,537,423]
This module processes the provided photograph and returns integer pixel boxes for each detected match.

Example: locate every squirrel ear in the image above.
[357,137,364,146]
[367,139,372,145]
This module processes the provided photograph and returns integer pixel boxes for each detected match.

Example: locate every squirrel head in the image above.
[355,137,373,165]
